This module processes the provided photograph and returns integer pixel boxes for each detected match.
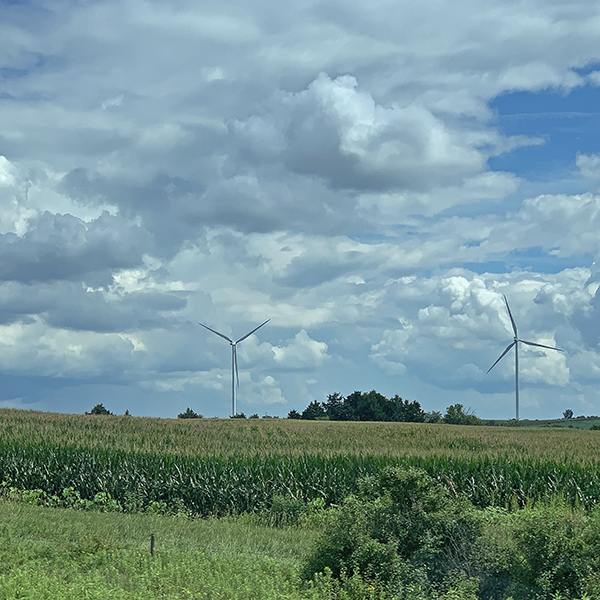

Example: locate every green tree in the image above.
[323,392,350,421]
[301,400,326,420]
[344,390,389,421]
[177,408,203,419]
[287,409,302,419]
[563,409,574,419]
[424,410,443,423]
[85,404,112,415]
[443,404,482,425]
[391,396,425,422]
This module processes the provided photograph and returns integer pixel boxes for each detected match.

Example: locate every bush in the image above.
[267,494,306,527]
[480,501,599,599]
[303,467,600,599]
[303,466,482,596]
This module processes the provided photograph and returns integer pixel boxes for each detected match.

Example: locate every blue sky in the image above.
[1,0,600,420]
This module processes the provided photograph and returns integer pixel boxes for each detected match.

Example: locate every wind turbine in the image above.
[486,295,563,421]
[199,319,270,417]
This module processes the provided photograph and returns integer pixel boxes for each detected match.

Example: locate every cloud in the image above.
[271,330,329,370]
[0,211,153,285]
[232,73,486,193]
[1,0,600,419]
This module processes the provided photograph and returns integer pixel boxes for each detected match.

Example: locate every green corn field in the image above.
[1,409,600,515]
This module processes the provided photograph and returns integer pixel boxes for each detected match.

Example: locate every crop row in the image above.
[1,441,600,514]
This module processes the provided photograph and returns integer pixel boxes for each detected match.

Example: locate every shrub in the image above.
[303,466,482,596]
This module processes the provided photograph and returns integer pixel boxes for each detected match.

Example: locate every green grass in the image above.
[0,500,320,599]
[521,417,600,430]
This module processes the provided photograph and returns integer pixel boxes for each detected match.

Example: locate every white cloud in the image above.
[1,0,600,419]
[271,330,329,369]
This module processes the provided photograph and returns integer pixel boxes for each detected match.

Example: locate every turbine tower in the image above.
[199,319,270,417]
[487,295,563,421]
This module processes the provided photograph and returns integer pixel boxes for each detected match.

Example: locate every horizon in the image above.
[1,0,600,420]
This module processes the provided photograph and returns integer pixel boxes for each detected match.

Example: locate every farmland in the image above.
[1,409,600,514]
[2,409,600,599]
[1,408,600,462]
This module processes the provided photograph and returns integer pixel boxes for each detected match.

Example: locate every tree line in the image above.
[287,390,483,425]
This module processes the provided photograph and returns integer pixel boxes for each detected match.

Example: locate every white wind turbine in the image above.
[486,295,563,421]
[199,319,270,417]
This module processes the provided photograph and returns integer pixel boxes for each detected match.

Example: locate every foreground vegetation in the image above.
[2,409,600,598]
[3,467,600,599]
[0,500,321,600]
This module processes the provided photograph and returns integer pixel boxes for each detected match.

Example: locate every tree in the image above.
[177,407,203,419]
[323,392,350,421]
[443,404,483,426]
[563,409,574,419]
[301,400,326,420]
[85,403,112,415]
[230,412,247,419]
[287,409,302,419]
[344,390,388,421]
[391,396,425,422]
[424,410,443,424]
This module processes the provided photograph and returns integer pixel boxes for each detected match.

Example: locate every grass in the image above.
[0,500,320,599]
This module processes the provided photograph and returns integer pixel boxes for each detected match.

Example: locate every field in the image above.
[2,409,600,599]
[2,408,600,461]
[1,409,600,514]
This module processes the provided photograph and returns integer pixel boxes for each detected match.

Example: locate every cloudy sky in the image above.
[1,0,600,419]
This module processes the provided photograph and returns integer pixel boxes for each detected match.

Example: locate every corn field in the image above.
[1,409,600,515]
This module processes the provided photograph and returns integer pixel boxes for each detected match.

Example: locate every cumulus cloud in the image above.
[0,211,153,285]
[231,73,486,193]
[271,330,329,370]
[1,0,600,418]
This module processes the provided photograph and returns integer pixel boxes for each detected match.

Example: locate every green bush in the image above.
[478,501,600,599]
[303,466,482,596]
[303,467,600,599]
[268,494,306,527]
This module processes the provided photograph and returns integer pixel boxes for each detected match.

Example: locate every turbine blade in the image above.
[520,339,564,352]
[235,319,270,344]
[199,323,234,344]
[486,341,516,374]
[503,295,518,338]
[234,346,239,387]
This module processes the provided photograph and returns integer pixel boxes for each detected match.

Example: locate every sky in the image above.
[1,0,600,420]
